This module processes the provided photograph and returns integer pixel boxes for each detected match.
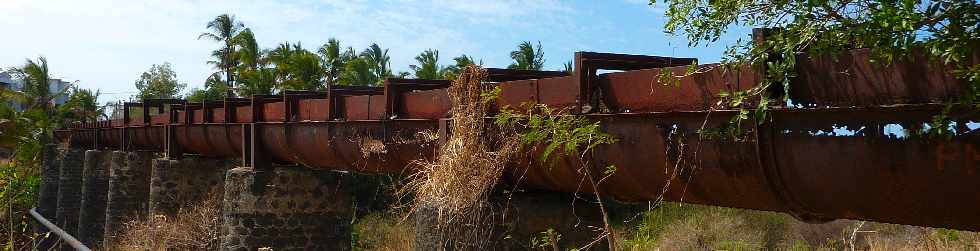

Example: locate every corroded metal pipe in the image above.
[52,49,980,231]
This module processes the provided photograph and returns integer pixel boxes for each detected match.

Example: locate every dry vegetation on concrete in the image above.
[400,65,521,249]
[113,193,222,250]
[353,212,415,251]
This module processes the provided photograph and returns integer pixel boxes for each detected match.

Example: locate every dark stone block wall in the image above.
[220,166,352,251]
[35,144,61,250]
[54,147,84,251]
[103,151,153,248]
[77,150,110,249]
[500,190,607,250]
[149,156,235,218]
[414,190,606,251]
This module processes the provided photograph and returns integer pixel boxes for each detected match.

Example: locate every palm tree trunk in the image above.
[225,69,234,97]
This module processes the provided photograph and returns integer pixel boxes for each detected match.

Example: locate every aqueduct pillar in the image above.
[220,165,352,251]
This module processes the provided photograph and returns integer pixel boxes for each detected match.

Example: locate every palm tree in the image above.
[410,49,444,79]
[231,28,274,96]
[233,28,261,71]
[186,73,229,102]
[360,43,391,84]
[562,60,574,73]
[318,38,355,85]
[443,54,481,79]
[337,57,377,86]
[507,41,545,70]
[284,50,326,91]
[58,87,103,123]
[8,57,52,112]
[265,42,326,91]
[237,67,276,96]
[198,14,244,97]
[6,56,64,144]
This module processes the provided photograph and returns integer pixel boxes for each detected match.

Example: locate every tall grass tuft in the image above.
[401,65,521,249]
[113,192,222,250]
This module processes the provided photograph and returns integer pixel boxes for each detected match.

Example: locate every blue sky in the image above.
[0,0,751,103]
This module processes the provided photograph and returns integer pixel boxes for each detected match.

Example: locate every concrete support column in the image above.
[54,147,84,250]
[34,144,61,250]
[77,150,110,249]
[414,190,606,250]
[103,151,153,248]
[220,166,352,251]
[149,156,235,218]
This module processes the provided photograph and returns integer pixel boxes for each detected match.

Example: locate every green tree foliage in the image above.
[6,57,54,112]
[318,38,356,85]
[0,99,44,249]
[57,87,102,123]
[507,41,545,71]
[442,54,481,80]
[267,42,326,91]
[237,67,276,96]
[410,49,446,79]
[1,57,72,248]
[199,14,244,96]
[134,62,186,100]
[233,28,275,96]
[234,28,261,70]
[361,43,392,85]
[338,57,378,86]
[282,49,326,90]
[654,0,980,109]
[185,74,228,102]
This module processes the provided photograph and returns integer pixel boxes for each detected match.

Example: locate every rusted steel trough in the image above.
[56,50,979,231]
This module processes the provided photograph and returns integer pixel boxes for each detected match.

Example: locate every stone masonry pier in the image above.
[149,156,236,218]
[220,166,352,251]
[102,150,153,248]
[77,150,110,248]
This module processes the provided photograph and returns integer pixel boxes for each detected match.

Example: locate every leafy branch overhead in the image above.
[654,0,980,112]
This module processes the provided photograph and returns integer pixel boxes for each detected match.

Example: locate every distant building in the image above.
[0,71,71,110]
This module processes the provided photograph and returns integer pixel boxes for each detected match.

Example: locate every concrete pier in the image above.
[103,151,153,248]
[76,150,110,248]
[54,148,84,251]
[149,156,235,218]
[414,190,607,250]
[220,166,352,251]
[35,144,61,250]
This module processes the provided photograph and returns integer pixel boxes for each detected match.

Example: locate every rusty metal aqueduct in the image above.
[35,33,980,250]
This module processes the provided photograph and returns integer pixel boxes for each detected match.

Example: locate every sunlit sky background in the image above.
[0,0,751,103]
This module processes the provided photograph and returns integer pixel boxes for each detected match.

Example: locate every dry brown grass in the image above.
[353,212,415,251]
[401,65,521,249]
[113,193,222,251]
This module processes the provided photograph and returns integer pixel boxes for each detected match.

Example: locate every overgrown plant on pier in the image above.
[401,65,522,249]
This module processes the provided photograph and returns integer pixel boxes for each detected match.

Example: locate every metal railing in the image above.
[28,208,91,251]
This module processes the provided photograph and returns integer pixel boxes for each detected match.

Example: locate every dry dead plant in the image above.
[401,65,521,249]
[354,212,416,251]
[113,192,222,250]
